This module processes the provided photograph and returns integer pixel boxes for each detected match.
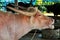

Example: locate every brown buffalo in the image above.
[0,7,54,40]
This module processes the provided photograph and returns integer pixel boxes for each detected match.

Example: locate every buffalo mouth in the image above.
[50,24,54,29]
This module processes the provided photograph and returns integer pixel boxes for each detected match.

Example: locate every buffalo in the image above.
[0,6,54,40]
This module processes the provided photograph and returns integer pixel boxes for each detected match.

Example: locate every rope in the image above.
[30,30,37,40]
[30,16,37,40]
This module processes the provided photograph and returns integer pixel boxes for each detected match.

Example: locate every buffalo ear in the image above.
[27,7,38,12]
[35,7,38,9]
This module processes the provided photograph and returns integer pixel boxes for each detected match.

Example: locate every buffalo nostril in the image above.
[50,19,54,29]
[49,17,54,24]
[52,19,54,24]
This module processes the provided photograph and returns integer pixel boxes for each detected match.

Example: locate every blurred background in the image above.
[0,0,60,16]
[0,0,60,40]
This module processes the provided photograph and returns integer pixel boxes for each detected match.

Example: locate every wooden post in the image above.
[15,0,18,9]
[30,0,33,6]
[14,0,18,13]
